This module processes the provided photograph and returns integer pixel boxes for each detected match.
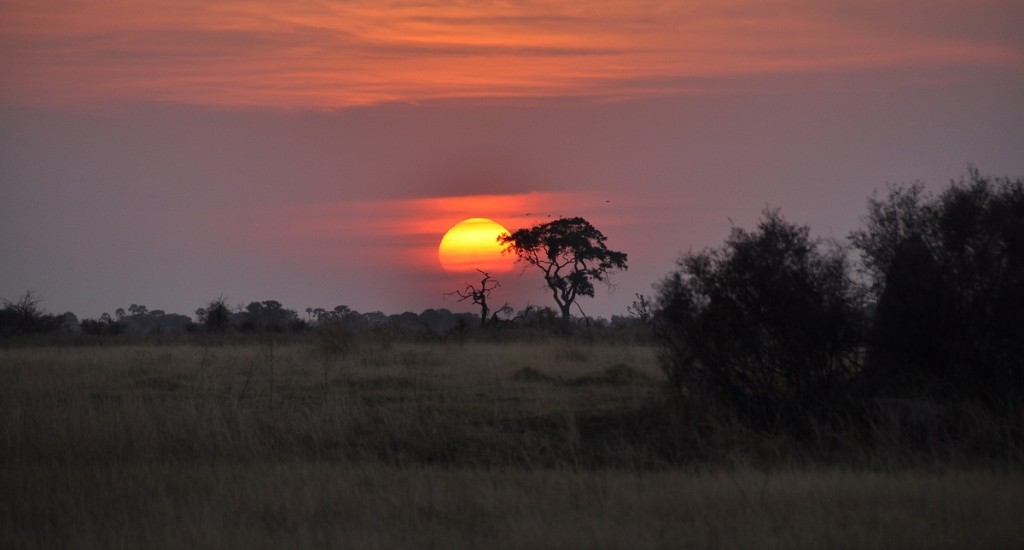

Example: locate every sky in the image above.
[2,0,1023,320]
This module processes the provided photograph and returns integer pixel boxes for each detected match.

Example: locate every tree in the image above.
[240,300,300,332]
[627,293,653,324]
[500,216,627,322]
[851,169,1024,404]
[195,297,231,332]
[655,209,864,430]
[3,290,43,322]
[81,314,126,335]
[447,269,500,327]
[0,290,65,335]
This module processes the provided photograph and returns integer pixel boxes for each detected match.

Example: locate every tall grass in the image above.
[2,340,1022,548]
[5,462,1023,549]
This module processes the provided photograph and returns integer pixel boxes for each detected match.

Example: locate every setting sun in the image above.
[438,218,513,273]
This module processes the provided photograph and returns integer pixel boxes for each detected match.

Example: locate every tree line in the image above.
[3,168,1022,425]
[0,291,648,339]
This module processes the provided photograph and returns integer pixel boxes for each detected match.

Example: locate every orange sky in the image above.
[273,191,626,272]
[3,1,1022,109]
[1,1,1023,319]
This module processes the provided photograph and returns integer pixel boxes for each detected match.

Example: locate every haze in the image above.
[2,1,1023,319]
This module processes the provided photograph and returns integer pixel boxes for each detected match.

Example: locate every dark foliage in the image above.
[195,297,231,333]
[236,300,302,332]
[851,169,1024,406]
[655,209,865,432]
[0,291,69,337]
[80,317,127,336]
[500,216,627,322]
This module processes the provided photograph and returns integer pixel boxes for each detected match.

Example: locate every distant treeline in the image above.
[0,292,648,340]
[3,169,1022,421]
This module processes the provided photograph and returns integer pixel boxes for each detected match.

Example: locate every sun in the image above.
[438,218,513,273]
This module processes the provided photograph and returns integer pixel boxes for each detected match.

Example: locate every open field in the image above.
[3,339,1023,548]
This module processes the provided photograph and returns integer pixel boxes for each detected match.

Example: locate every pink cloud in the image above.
[2,1,1021,109]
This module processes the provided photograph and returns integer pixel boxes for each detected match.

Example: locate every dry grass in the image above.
[2,340,1022,548]
[5,462,1023,549]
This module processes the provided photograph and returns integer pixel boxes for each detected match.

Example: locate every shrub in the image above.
[655,209,864,431]
[851,169,1024,405]
[195,297,231,333]
[0,291,66,336]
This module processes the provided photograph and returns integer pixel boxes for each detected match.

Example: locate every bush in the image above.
[81,318,127,336]
[655,209,864,432]
[0,291,67,337]
[851,169,1024,406]
[195,297,231,333]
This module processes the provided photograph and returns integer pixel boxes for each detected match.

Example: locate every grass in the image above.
[2,338,1023,548]
[7,463,1023,549]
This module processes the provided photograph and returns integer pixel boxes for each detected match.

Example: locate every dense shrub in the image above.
[195,297,232,333]
[851,169,1024,406]
[80,317,127,336]
[655,209,864,432]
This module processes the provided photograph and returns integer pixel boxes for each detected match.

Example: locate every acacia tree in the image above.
[500,216,627,322]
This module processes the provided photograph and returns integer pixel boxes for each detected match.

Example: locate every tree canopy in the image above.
[499,217,627,322]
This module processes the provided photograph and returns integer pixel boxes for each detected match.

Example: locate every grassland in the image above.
[3,337,1023,548]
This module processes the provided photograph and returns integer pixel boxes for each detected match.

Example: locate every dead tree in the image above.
[447,270,500,328]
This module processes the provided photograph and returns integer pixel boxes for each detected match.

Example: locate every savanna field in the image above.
[5,0,1024,547]
[3,335,1022,549]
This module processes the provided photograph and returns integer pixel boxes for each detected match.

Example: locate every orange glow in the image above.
[2,1,1020,109]
[438,218,513,273]
[271,191,627,274]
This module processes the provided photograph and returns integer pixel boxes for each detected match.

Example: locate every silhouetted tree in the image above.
[419,308,457,335]
[656,209,864,431]
[330,305,357,325]
[512,304,560,328]
[447,269,500,327]
[239,300,300,332]
[500,216,627,322]
[0,290,65,335]
[851,169,1024,404]
[107,304,190,334]
[81,315,126,335]
[627,293,653,324]
[195,297,231,332]
[3,290,43,322]
[309,305,360,327]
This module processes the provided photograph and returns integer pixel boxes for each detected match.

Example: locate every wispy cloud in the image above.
[2,0,1021,109]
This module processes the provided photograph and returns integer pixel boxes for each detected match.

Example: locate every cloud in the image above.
[2,0,1021,109]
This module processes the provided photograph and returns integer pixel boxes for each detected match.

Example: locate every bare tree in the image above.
[627,293,653,324]
[447,269,500,328]
[2,290,43,321]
